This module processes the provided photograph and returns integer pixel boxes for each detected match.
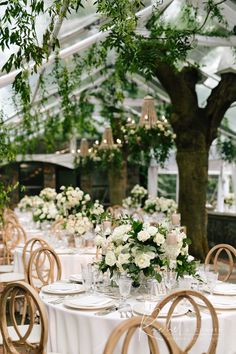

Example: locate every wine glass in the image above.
[162,270,177,292]
[206,271,218,296]
[118,275,132,306]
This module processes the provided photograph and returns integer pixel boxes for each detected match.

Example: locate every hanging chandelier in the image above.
[99,126,115,149]
[139,95,158,129]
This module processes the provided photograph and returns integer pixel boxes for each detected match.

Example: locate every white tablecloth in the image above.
[41,294,236,354]
[13,248,96,279]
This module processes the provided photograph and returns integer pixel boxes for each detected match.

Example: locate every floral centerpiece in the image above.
[56,186,104,224]
[33,201,59,223]
[39,187,57,202]
[95,218,195,285]
[144,197,177,215]
[56,186,91,217]
[63,213,92,236]
[122,184,148,209]
[18,195,35,211]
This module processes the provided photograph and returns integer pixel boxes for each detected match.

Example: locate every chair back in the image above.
[151,289,219,354]
[0,280,48,354]
[3,221,26,264]
[103,315,181,354]
[27,246,62,292]
[23,238,50,276]
[205,243,236,281]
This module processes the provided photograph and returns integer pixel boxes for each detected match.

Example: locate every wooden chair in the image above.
[27,246,62,292]
[3,208,19,225]
[3,221,26,264]
[205,243,236,281]
[103,315,181,354]
[0,280,60,354]
[23,238,49,277]
[151,289,219,354]
[50,219,64,234]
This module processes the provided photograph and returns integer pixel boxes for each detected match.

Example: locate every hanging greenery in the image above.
[217,137,236,163]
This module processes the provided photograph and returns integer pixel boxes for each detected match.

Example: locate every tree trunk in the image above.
[108,161,127,205]
[176,149,209,260]
[80,167,92,196]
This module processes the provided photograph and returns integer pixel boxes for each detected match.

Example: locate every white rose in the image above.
[105,251,116,267]
[137,230,150,242]
[169,260,177,269]
[118,253,130,265]
[147,226,158,236]
[187,255,194,262]
[153,233,165,246]
[134,253,151,269]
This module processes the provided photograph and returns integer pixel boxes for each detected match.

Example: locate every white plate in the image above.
[204,283,236,296]
[196,295,236,310]
[64,295,115,310]
[42,283,85,295]
[133,302,188,318]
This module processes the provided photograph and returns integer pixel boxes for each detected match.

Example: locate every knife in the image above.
[95,306,118,316]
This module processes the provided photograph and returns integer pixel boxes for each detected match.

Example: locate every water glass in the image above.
[118,276,132,305]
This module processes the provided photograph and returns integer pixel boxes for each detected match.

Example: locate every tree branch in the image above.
[155,63,200,128]
[204,72,236,144]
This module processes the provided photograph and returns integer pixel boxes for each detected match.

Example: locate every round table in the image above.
[41,291,236,354]
[13,247,96,279]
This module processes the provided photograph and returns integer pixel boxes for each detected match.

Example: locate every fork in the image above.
[48,298,65,305]
[119,305,133,318]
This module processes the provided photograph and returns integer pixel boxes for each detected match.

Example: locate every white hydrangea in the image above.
[40,188,57,202]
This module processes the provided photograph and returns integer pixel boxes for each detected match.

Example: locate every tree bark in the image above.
[108,161,127,205]
[176,148,209,260]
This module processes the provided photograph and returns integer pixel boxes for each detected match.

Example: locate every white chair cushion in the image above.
[0,324,41,345]
[0,265,14,273]
[0,272,25,283]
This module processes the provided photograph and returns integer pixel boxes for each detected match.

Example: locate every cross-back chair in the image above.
[103,315,181,354]
[205,243,236,281]
[0,280,60,354]
[151,289,219,354]
[27,246,62,292]
[3,221,26,265]
[23,238,49,277]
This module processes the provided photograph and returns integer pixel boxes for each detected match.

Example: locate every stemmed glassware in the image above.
[206,271,218,296]
[81,264,94,294]
[118,275,132,306]
[162,269,177,292]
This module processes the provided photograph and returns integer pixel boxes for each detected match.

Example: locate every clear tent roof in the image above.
[1,0,236,136]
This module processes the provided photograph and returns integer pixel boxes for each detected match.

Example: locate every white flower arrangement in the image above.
[63,213,92,236]
[56,186,91,217]
[18,195,44,211]
[40,188,57,202]
[33,201,59,222]
[97,218,196,285]
[18,196,34,211]
[122,184,148,209]
[144,196,177,215]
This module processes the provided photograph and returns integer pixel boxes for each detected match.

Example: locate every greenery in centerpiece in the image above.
[95,217,196,286]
